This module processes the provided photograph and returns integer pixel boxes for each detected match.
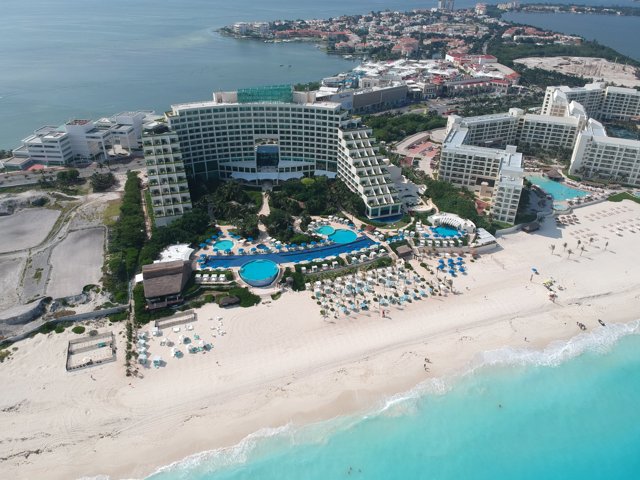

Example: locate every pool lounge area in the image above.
[527,175,589,202]
[201,236,378,269]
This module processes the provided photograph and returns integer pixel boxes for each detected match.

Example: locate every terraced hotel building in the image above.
[163,85,401,220]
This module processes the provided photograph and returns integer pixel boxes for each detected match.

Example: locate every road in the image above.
[0,157,146,188]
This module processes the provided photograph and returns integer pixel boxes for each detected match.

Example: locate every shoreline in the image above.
[2,200,640,479]
[150,316,640,478]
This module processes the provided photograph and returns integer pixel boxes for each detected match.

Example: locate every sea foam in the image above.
[144,319,640,479]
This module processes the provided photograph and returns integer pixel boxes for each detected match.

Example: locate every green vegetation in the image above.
[489,37,640,68]
[294,81,321,91]
[103,198,122,226]
[192,180,261,238]
[71,326,86,334]
[108,311,129,322]
[270,292,282,301]
[282,267,306,291]
[458,92,543,117]
[262,177,365,241]
[285,256,393,290]
[90,172,117,192]
[518,67,585,88]
[0,348,13,363]
[361,113,447,143]
[132,283,172,324]
[608,192,640,204]
[56,169,81,186]
[138,208,211,267]
[227,287,261,307]
[103,172,146,303]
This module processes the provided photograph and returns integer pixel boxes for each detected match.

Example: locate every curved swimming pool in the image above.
[329,229,358,244]
[213,239,234,251]
[316,225,336,236]
[239,259,279,287]
[433,226,460,238]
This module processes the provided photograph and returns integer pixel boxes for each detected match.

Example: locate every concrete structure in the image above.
[143,122,193,226]
[543,82,640,122]
[11,111,148,167]
[12,126,74,167]
[442,82,640,219]
[569,119,640,186]
[166,85,402,219]
[440,125,523,224]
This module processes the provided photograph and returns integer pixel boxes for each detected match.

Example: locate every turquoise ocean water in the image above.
[147,320,640,480]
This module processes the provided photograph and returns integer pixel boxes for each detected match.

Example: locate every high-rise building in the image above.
[543,83,640,122]
[143,122,193,226]
[165,85,402,219]
[569,119,640,186]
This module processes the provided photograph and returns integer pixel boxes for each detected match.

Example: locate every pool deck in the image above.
[203,236,378,269]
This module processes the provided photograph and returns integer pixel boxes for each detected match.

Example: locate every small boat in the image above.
[598,319,606,327]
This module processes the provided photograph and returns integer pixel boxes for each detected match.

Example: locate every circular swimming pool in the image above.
[239,259,279,287]
[329,229,358,244]
[316,225,336,236]
[213,239,234,251]
[433,226,460,238]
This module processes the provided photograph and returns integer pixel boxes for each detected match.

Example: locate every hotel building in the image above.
[11,112,148,167]
[543,82,640,122]
[164,85,402,220]
[569,119,640,186]
[143,122,193,226]
[440,122,524,224]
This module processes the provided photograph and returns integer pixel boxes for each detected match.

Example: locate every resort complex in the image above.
[163,85,402,220]
[441,82,640,223]
[5,3,640,479]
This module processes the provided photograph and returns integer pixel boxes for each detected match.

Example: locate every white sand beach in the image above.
[2,200,640,479]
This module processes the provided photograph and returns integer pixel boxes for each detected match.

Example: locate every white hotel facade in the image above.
[441,82,640,224]
[164,86,402,220]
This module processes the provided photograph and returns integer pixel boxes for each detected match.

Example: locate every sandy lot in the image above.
[0,256,25,310]
[0,209,60,253]
[514,56,640,88]
[2,200,640,479]
[46,228,105,299]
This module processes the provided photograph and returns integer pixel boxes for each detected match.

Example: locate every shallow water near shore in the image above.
[147,320,640,480]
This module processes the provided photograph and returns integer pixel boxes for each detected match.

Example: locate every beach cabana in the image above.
[153,355,163,368]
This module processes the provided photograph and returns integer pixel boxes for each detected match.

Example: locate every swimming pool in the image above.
[527,175,589,202]
[433,225,460,238]
[239,259,279,287]
[316,225,335,236]
[213,239,234,251]
[202,236,377,269]
[329,229,358,244]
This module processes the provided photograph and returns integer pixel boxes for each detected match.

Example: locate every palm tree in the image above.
[550,244,556,255]
[563,242,568,251]
[567,248,573,259]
